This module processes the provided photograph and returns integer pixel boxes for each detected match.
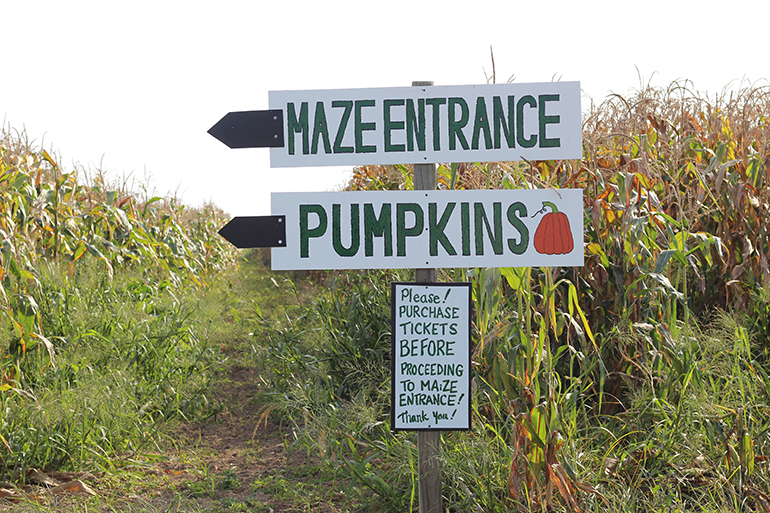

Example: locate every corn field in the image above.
[0,127,237,477]
[295,82,770,511]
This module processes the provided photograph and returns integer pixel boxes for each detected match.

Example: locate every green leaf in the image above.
[73,241,88,261]
[646,272,685,301]
[654,249,679,274]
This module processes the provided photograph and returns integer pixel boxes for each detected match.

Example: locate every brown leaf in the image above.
[683,111,703,134]
[597,157,616,169]
[26,468,60,487]
[602,457,620,476]
[50,480,96,496]
[747,486,770,512]
[45,471,81,482]
[0,488,20,498]
[549,463,581,512]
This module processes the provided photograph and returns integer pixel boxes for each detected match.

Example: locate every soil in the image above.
[150,364,348,512]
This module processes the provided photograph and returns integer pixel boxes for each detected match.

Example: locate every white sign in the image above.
[392,283,471,431]
[270,189,583,270]
[269,82,581,167]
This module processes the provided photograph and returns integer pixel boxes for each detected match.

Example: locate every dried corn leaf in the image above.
[0,488,24,500]
[26,469,60,487]
[50,480,96,496]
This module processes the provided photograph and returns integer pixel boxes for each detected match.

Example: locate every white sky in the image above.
[3,0,768,216]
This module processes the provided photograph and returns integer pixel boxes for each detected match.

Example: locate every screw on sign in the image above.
[532,201,574,255]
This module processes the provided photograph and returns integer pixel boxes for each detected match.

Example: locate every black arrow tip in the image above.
[218,216,287,248]
[208,110,284,149]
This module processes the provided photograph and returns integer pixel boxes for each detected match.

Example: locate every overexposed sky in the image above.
[3,0,768,216]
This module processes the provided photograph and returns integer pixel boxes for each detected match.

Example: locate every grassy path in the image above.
[0,259,351,512]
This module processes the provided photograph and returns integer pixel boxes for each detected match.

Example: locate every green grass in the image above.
[0,255,279,479]
[247,268,770,512]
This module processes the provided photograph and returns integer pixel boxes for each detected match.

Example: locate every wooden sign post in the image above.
[412,80,442,511]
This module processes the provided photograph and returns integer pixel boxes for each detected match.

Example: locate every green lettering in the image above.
[539,94,560,148]
[429,203,457,256]
[494,96,515,149]
[517,95,537,148]
[311,101,331,154]
[426,98,446,151]
[355,99,376,153]
[332,204,360,257]
[448,98,470,151]
[299,204,327,258]
[287,102,309,155]
[474,202,503,255]
[364,203,392,257]
[506,202,529,254]
[471,97,492,150]
[332,100,353,153]
[384,99,405,153]
[396,203,424,257]
[406,98,426,151]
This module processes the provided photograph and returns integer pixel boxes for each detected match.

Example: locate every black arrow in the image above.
[218,216,286,248]
[208,110,285,149]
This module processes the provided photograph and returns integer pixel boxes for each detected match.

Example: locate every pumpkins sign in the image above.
[268,189,583,270]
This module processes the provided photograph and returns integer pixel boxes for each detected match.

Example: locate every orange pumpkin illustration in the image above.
[533,201,574,255]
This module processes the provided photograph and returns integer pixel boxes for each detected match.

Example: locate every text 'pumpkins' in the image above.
[533,201,574,255]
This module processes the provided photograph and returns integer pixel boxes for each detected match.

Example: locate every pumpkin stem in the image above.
[532,201,560,218]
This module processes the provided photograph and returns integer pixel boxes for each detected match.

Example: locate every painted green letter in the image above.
[406,98,426,152]
[448,98,470,151]
[311,101,331,155]
[538,94,560,148]
[299,204,327,258]
[384,99,405,153]
[355,99,377,153]
[493,96,515,149]
[516,95,537,148]
[471,97,492,150]
[429,203,457,256]
[332,100,353,153]
[287,102,309,155]
[506,202,529,254]
[397,203,424,257]
[364,203,392,256]
[332,204,360,257]
[474,202,503,255]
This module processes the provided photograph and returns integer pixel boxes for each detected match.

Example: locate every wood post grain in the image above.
[412,80,442,513]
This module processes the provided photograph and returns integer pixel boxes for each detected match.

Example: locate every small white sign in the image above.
[270,189,583,270]
[392,283,471,431]
[269,82,581,167]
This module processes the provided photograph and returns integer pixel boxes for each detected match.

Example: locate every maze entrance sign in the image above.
[209,82,582,166]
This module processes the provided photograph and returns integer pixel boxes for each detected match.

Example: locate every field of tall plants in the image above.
[251,82,770,512]
[5,79,770,512]
[0,127,239,488]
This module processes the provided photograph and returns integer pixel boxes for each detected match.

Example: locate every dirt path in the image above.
[148,364,349,512]
[0,364,348,512]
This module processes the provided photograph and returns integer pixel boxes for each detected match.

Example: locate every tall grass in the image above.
[0,127,238,481]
